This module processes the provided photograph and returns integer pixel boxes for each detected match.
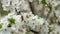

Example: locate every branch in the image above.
[28,1,35,15]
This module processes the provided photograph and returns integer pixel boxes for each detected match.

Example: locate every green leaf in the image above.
[47,3,52,10]
[26,27,30,34]
[48,3,52,7]
[41,0,47,6]
[0,10,10,17]
[0,24,2,29]
[8,18,15,24]
[48,27,53,34]
[43,22,45,25]
[26,15,29,18]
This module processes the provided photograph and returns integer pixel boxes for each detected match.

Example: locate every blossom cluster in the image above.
[0,0,60,34]
[0,12,60,34]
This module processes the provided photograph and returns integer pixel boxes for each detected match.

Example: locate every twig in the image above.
[46,3,52,20]
[30,29,39,34]
[15,8,21,15]
[28,1,35,15]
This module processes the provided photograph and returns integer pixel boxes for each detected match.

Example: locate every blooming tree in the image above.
[0,0,60,34]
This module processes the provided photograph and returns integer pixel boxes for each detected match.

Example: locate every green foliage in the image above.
[26,27,30,34]
[48,27,53,34]
[0,3,10,17]
[43,22,45,25]
[47,3,52,10]
[26,15,29,18]
[48,3,52,7]
[0,24,2,29]
[8,18,15,24]
[1,11,10,16]
[0,8,10,16]
[41,0,47,6]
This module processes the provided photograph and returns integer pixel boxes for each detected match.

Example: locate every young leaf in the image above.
[41,0,47,6]
[8,18,15,24]
[47,3,52,10]
[48,27,53,34]
[0,24,2,29]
